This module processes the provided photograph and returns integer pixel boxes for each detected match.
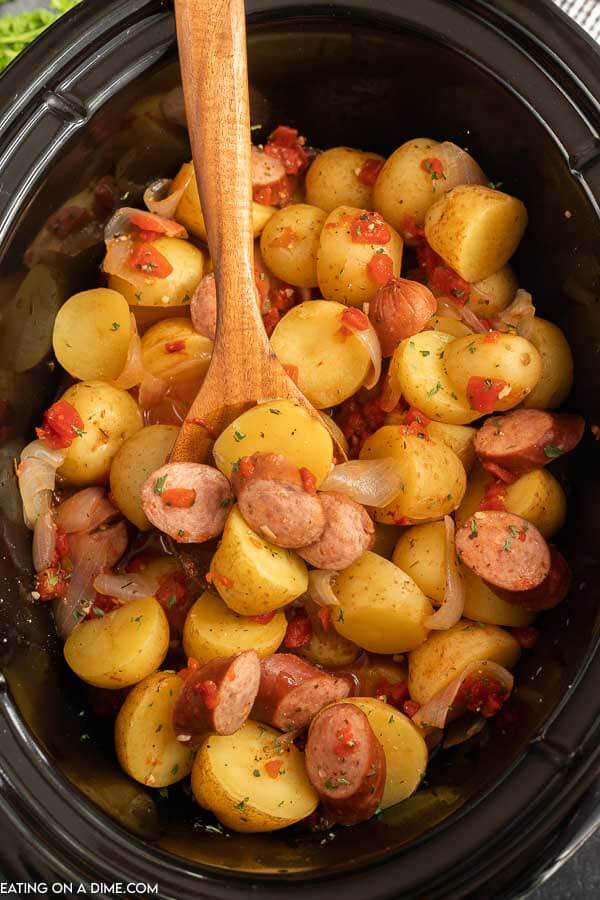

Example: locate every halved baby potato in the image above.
[522,317,574,410]
[140,317,212,382]
[53,288,132,382]
[110,424,178,530]
[115,671,194,788]
[191,720,318,832]
[259,203,326,287]
[108,237,204,308]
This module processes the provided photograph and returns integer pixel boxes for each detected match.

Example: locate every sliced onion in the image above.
[320,458,403,508]
[413,661,514,730]
[435,297,489,334]
[490,289,536,339]
[32,496,56,573]
[442,714,486,749]
[138,372,169,409]
[145,175,190,219]
[104,206,186,242]
[93,572,159,601]
[55,487,118,534]
[424,516,465,630]
[435,297,463,321]
[318,412,349,458]
[112,314,145,390]
[308,569,340,607]
[344,318,382,390]
[18,440,66,528]
[435,142,487,193]
[379,369,402,413]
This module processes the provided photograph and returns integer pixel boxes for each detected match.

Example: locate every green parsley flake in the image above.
[426,382,443,398]
[92,607,105,618]
[544,445,562,459]
[154,474,168,494]
[233,797,249,810]
[420,350,430,357]
[269,408,281,415]
[337,609,345,624]
[233,430,246,442]
[166,595,177,608]
[470,519,478,538]
[253,769,261,777]
[110,322,120,331]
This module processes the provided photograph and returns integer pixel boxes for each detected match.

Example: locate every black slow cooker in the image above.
[0,1,599,897]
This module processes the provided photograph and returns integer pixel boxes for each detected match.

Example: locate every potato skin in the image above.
[58,380,143,486]
[372,138,440,231]
[466,266,517,317]
[360,427,466,524]
[270,300,371,408]
[522,317,574,410]
[191,720,318,832]
[108,237,204,308]
[53,288,132,382]
[210,506,308,616]
[64,597,169,689]
[316,205,403,307]
[332,551,433,654]
[424,185,528,282]
[444,333,542,412]
[259,204,326,287]
[392,521,447,604]
[463,568,536,627]
[115,672,194,787]
[305,147,385,213]
[183,590,287,664]
[408,619,521,705]
[110,424,178,530]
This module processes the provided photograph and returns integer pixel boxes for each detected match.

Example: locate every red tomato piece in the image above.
[269,225,299,249]
[416,242,444,279]
[129,210,184,237]
[262,308,280,336]
[484,330,501,343]
[194,679,219,709]
[374,679,409,707]
[128,243,173,278]
[429,265,471,304]
[35,566,69,600]
[367,253,394,285]
[46,206,93,239]
[205,571,233,589]
[400,215,426,243]
[336,391,388,458]
[317,607,331,632]
[341,307,369,331]
[161,488,196,508]
[86,593,121,619]
[466,376,508,414]
[420,157,445,181]
[54,529,70,561]
[253,173,296,207]
[265,759,284,778]
[283,614,312,649]
[403,699,421,718]
[239,457,256,479]
[164,340,186,353]
[264,126,309,175]
[300,467,317,494]
[36,400,84,450]
[350,212,390,244]
[478,480,508,512]
[250,611,277,624]
[455,674,510,718]
[357,158,384,186]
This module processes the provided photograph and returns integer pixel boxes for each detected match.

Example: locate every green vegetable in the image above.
[0,1,81,73]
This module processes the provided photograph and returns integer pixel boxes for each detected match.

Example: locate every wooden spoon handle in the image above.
[174,0,265,352]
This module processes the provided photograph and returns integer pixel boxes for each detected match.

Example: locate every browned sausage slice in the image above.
[456,510,550,592]
[495,545,570,611]
[251,145,286,188]
[305,703,386,825]
[231,452,325,548]
[252,653,351,731]
[369,277,437,356]
[173,650,260,737]
[141,462,232,543]
[297,491,374,570]
[474,409,585,474]
[190,273,216,340]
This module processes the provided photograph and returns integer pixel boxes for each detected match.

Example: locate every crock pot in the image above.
[0,0,599,897]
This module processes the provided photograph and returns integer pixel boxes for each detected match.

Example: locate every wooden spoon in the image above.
[172,0,346,465]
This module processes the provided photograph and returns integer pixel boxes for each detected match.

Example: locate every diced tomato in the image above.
[478,480,507,512]
[393,514,411,526]
[265,759,284,778]
[481,461,518,484]
[46,206,93,239]
[264,126,309,175]
[161,488,196,508]
[239,457,255,479]
[283,614,312,649]
[511,626,539,649]
[93,175,117,221]
[341,307,369,331]
[429,265,471,304]
[194,679,219,709]
[374,678,409,707]
[250,611,276,624]
[269,225,299,249]
[262,308,280,336]
[403,700,421,718]
[334,722,358,756]
[205,571,233,589]
[357,158,384,186]
[36,400,84,450]
[129,210,184,238]
[253,174,296,207]
[404,406,430,437]
[325,212,356,231]
[416,242,443,279]
[300,467,317,494]
[336,391,388,458]
[421,157,445,181]
[466,376,508,414]
[156,571,189,622]
[137,229,163,243]
[54,529,70,561]
[350,212,390,245]
[400,215,426,243]
[128,243,173,278]
[35,566,69,600]
[367,253,394,285]
[271,286,297,313]
[269,125,302,148]
[283,364,299,383]
[484,330,501,343]
[86,593,120,619]
[164,340,186,353]
[317,607,331,632]
[455,673,510,718]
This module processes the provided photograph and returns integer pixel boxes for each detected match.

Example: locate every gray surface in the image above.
[1,0,599,897]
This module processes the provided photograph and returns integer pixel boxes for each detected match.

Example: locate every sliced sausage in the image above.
[369,277,437,356]
[252,653,351,731]
[305,703,386,825]
[474,409,585,475]
[297,491,374,570]
[190,273,217,340]
[456,510,550,592]
[231,452,325,548]
[173,650,260,737]
[251,145,286,189]
[496,546,570,611]
[141,462,232,543]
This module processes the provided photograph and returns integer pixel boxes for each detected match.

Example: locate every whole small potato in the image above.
[360,428,467,524]
[316,205,403,307]
[110,424,178,529]
[522,317,574,410]
[305,147,384,214]
[463,569,536,628]
[392,521,447,604]
[171,161,275,240]
[408,619,521,705]
[141,317,212,382]
[270,301,371,408]
[332,551,433,654]
[64,597,169,689]
[427,422,477,472]
[372,138,440,231]
[58,380,143,486]
[108,237,204,308]
[465,266,518,317]
[53,289,132,382]
[390,331,479,425]
[115,672,194,788]
[183,590,287,664]
[444,333,542,412]
[260,204,326,286]
[424,185,528,282]
[427,315,473,338]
